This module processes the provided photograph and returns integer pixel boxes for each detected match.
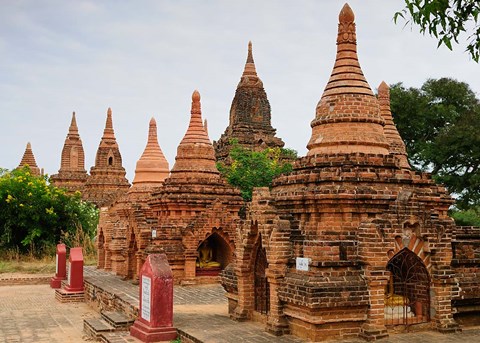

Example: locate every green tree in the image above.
[395,0,480,62]
[0,166,98,255]
[217,144,297,201]
[390,77,480,209]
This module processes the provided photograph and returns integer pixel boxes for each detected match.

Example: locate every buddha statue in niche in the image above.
[196,240,220,269]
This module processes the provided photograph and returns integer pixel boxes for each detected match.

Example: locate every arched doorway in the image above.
[196,232,232,276]
[254,239,269,314]
[385,248,430,327]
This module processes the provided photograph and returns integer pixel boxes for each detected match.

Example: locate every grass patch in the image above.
[0,248,97,274]
[0,256,56,274]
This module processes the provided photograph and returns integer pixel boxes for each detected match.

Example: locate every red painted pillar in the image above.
[130,253,177,342]
[64,247,84,292]
[50,243,67,288]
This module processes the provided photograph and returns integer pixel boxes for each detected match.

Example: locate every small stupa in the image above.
[17,142,40,176]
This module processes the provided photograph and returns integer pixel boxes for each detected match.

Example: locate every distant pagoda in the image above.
[214,42,284,163]
[83,108,130,207]
[50,112,88,193]
[17,142,40,176]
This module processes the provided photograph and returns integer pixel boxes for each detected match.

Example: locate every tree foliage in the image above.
[217,144,297,201]
[395,0,480,62]
[0,166,98,255]
[390,77,480,209]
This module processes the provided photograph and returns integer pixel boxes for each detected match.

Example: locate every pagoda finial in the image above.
[102,107,115,139]
[192,90,201,114]
[179,90,211,145]
[69,111,79,135]
[247,41,254,63]
[238,41,262,88]
[339,3,355,25]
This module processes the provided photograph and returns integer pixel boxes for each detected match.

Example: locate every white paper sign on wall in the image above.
[151,230,157,238]
[296,257,310,271]
[141,276,151,322]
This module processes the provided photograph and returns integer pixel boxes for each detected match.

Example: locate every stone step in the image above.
[101,311,135,329]
[100,331,141,343]
[84,318,116,340]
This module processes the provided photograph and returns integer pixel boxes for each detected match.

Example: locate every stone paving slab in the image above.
[1,269,480,342]
[0,284,96,343]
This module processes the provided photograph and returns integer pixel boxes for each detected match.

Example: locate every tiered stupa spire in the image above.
[378,81,411,169]
[170,90,219,179]
[307,3,389,156]
[214,41,284,163]
[50,112,88,193]
[132,117,170,188]
[18,142,40,176]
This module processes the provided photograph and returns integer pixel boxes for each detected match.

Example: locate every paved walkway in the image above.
[0,269,480,342]
[0,284,96,342]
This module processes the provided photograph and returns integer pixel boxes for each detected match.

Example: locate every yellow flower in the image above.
[19,203,24,207]
[28,192,32,196]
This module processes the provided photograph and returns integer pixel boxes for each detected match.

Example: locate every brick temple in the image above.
[14,2,480,341]
[220,3,479,341]
[147,91,243,283]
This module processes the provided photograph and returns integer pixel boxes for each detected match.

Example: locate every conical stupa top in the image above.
[18,142,40,175]
[179,91,211,145]
[170,91,219,177]
[307,3,388,156]
[69,112,79,136]
[323,3,372,97]
[132,117,170,186]
[378,81,411,169]
[102,107,115,139]
[238,41,262,88]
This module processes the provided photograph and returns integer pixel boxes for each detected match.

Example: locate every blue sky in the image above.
[1,0,479,181]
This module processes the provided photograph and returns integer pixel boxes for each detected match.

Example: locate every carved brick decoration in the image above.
[83,108,130,207]
[51,112,88,193]
[222,3,463,341]
[17,142,40,176]
[214,41,284,163]
[148,91,244,284]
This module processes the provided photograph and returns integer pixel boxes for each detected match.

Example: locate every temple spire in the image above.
[307,3,389,156]
[69,112,79,136]
[238,41,262,88]
[179,90,211,145]
[18,142,40,176]
[378,81,411,169]
[171,90,218,178]
[102,107,115,139]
